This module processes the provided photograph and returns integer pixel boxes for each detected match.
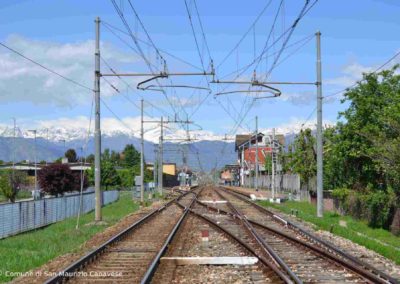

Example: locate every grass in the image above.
[0,191,32,203]
[0,191,140,282]
[258,200,400,265]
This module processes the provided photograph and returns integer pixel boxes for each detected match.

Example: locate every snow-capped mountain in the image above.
[0,119,326,171]
[0,124,227,144]
[0,119,323,144]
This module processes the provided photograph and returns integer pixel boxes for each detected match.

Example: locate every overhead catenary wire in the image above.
[263,0,313,80]
[217,0,274,69]
[126,0,165,63]
[184,0,209,74]
[100,55,173,117]
[193,0,212,63]
[109,0,189,120]
[102,21,203,71]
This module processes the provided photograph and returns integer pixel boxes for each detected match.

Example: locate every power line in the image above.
[263,0,313,80]
[300,106,317,129]
[100,97,136,135]
[184,0,208,72]
[217,0,273,69]
[126,0,165,62]
[0,41,92,92]
[193,0,212,62]
[110,0,187,118]
[102,21,203,71]
[100,55,172,117]
[324,49,400,99]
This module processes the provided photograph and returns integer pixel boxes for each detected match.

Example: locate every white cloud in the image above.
[325,62,374,88]
[280,91,316,105]
[0,34,137,107]
[260,117,335,136]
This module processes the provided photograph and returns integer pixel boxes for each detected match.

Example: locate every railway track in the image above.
[45,188,201,284]
[202,186,399,284]
[44,185,398,284]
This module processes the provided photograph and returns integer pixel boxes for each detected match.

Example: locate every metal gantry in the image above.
[93,16,215,213]
[140,107,193,201]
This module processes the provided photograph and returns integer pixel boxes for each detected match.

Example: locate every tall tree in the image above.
[122,144,140,168]
[110,150,121,166]
[86,154,95,164]
[88,160,121,190]
[102,148,111,161]
[64,148,77,163]
[288,129,316,190]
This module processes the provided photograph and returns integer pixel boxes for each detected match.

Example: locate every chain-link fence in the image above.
[0,190,119,239]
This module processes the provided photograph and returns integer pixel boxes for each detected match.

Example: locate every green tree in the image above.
[288,129,316,191]
[110,150,121,166]
[122,144,140,168]
[117,168,134,188]
[38,164,87,196]
[88,160,121,190]
[102,148,111,161]
[264,154,272,175]
[86,154,95,164]
[64,148,77,163]
[0,170,28,202]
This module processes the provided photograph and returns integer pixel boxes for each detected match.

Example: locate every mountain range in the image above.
[0,125,300,171]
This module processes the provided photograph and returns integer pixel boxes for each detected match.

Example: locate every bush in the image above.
[117,169,134,189]
[38,164,88,196]
[332,188,350,201]
[334,187,396,230]
[366,190,395,229]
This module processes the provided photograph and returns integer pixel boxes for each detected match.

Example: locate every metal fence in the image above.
[244,174,300,190]
[0,190,119,239]
[243,174,310,201]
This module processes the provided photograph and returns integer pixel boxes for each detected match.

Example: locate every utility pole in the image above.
[94,16,102,221]
[12,118,16,173]
[316,31,324,217]
[158,117,163,195]
[29,130,38,191]
[255,116,259,191]
[271,128,276,199]
[140,99,145,205]
[76,147,84,229]
[153,147,158,191]
[45,128,49,165]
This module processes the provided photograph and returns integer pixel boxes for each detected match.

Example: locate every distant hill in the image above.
[0,135,236,172]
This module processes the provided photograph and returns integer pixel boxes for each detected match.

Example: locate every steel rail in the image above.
[197,198,393,284]
[220,187,399,284]
[44,189,195,284]
[140,188,201,284]
[213,189,301,284]
[188,209,292,283]
[250,220,388,284]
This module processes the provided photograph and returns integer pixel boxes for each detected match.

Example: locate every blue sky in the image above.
[0,0,399,137]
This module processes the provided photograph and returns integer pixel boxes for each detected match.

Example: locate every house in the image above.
[146,162,179,187]
[220,164,240,186]
[235,132,285,186]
